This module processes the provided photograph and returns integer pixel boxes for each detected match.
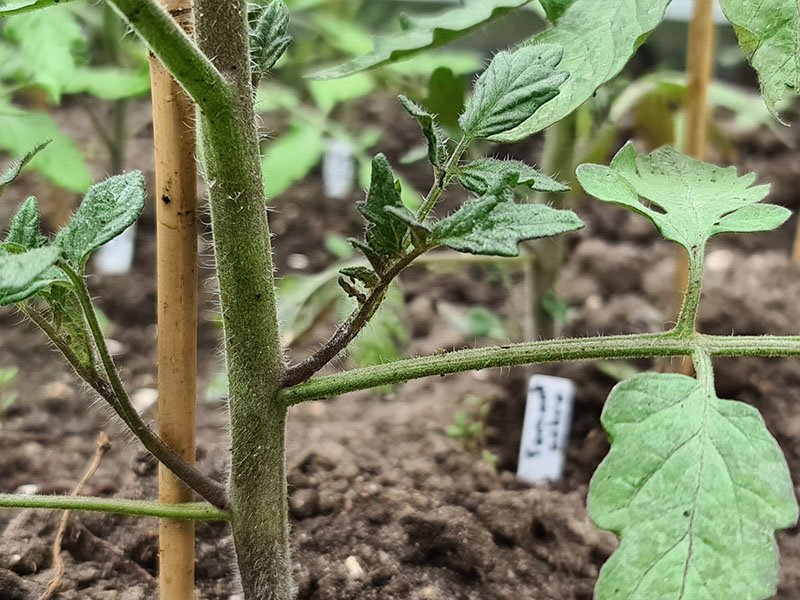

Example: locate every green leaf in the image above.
[339,266,379,289]
[358,150,422,213]
[3,7,84,103]
[311,13,373,57]
[0,244,61,299]
[250,0,292,77]
[539,0,572,21]
[494,0,673,142]
[576,143,789,252]
[0,0,77,16]
[5,196,46,249]
[56,171,147,269]
[63,66,151,101]
[311,0,534,79]
[0,102,91,191]
[398,95,448,170]
[589,373,797,599]
[458,158,569,196]
[423,67,466,132]
[255,82,302,113]
[261,122,326,198]
[356,154,408,260]
[387,51,481,78]
[718,0,799,118]
[45,286,94,368]
[431,177,583,256]
[459,44,567,140]
[0,140,49,197]
[308,73,375,115]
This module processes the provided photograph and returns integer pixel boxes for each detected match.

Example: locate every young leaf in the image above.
[398,95,448,170]
[250,0,292,80]
[431,177,583,256]
[56,171,147,270]
[718,0,798,118]
[46,286,94,368]
[576,143,790,252]
[589,373,797,599]
[311,0,534,79]
[494,0,673,142]
[5,196,47,249]
[459,44,567,140]
[0,140,50,197]
[339,266,379,289]
[458,158,569,196]
[261,122,326,199]
[0,245,61,300]
[356,154,408,260]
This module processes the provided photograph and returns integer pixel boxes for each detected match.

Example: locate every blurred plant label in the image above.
[323,138,355,200]
[517,374,574,484]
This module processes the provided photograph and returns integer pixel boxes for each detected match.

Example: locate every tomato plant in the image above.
[0,0,798,599]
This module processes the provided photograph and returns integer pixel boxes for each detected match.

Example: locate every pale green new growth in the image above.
[719,0,799,117]
[398,95,448,171]
[589,372,797,600]
[312,0,534,79]
[494,0,673,142]
[458,158,569,196]
[576,142,790,252]
[56,171,147,270]
[250,0,292,84]
[459,45,567,140]
[431,177,583,256]
[6,197,46,249]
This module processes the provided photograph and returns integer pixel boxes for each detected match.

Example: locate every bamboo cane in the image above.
[676,0,715,372]
[148,1,198,598]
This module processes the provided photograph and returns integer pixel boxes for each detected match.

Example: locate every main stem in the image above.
[193,2,289,598]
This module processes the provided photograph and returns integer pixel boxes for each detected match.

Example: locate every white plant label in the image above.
[517,374,575,484]
[322,138,355,200]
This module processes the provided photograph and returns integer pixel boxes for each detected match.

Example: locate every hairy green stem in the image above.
[674,246,705,336]
[105,0,230,116]
[692,346,715,391]
[59,263,228,509]
[0,494,228,521]
[415,135,471,223]
[280,332,800,404]
[193,2,290,598]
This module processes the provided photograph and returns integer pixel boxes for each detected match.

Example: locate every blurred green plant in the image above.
[0,2,150,190]
[0,366,18,424]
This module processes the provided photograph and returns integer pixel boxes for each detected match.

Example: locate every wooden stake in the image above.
[148,2,198,599]
[676,0,716,371]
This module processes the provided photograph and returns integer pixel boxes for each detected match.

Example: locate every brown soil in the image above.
[0,96,799,599]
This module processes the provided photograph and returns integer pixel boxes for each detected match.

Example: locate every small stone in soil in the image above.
[345,555,365,580]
